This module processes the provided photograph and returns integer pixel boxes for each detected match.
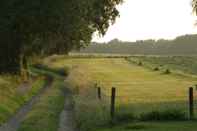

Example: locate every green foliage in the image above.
[140,109,187,121]
[94,121,197,131]
[192,0,197,15]
[153,67,159,71]
[0,0,122,73]
[31,64,69,77]
[78,34,197,55]
[164,69,171,74]
[114,112,136,123]
[124,124,148,130]
[138,61,143,66]
[0,38,21,74]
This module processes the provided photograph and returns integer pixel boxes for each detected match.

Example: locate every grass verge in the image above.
[0,75,45,125]
[94,121,197,131]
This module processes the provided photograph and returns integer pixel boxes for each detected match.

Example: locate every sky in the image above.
[93,0,197,42]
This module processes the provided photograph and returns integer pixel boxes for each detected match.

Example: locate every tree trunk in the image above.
[20,54,29,82]
[0,31,21,74]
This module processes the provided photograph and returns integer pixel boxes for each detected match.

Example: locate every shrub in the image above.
[32,64,69,77]
[125,124,148,130]
[114,112,136,123]
[138,61,143,66]
[56,68,69,76]
[164,69,171,74]
[153,67,159,71]
[140,109,187,121]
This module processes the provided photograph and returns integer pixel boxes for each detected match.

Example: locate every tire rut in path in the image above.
[0,78,53,131]
[58,90,76,131]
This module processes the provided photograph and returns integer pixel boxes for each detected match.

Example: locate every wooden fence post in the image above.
[111,87,116,119]
[189,87,194,120]
[97,87,101,100]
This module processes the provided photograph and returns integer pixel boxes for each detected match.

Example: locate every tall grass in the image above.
[64,66,111,131]
[73,92,110,131]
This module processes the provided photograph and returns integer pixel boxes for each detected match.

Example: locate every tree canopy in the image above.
[0,0,123,73]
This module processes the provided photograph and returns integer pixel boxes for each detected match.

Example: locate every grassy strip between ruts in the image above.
[0,76,45,125]
[17,79,65,131]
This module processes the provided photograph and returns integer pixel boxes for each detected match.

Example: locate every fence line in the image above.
[94,83,197,120]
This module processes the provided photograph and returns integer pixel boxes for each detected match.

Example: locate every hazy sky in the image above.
[93,0,197,42]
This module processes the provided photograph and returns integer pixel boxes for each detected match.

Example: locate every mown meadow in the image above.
[127,56,197,76]
[45,55,197,131]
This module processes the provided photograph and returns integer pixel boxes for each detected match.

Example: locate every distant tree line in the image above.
[0,0,123,74]
[78,0,197,56]
[77,34,197,55]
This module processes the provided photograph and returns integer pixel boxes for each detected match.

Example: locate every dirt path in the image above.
[0,79,53,131]
[58,90,76,131]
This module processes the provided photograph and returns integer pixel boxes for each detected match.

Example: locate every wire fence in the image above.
[94,84,197,120]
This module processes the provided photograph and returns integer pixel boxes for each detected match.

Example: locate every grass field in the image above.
[46,56,197,131]
[127,56,197,76]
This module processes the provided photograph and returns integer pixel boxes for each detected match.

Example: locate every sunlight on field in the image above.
[46,57,197,131]
[48,58,197,105]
